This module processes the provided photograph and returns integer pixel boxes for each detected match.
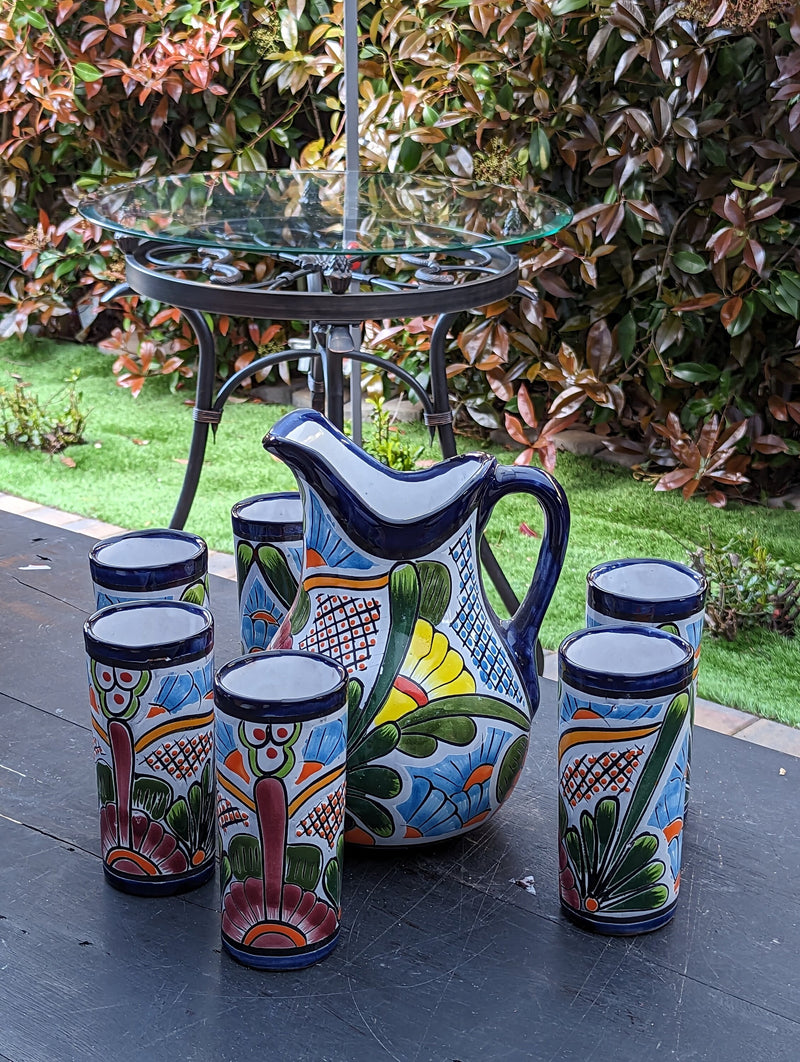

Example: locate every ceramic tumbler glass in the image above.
[84,600,216,896]
[231,493,303,653]
[214,650,348,970]
[557,626,694,935]
[89,528,209,610]
[586,558,708,804]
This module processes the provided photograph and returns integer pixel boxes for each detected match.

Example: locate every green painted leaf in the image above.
[580,808,598,878]
[496,735,528,804]
[604,833,659,893]
[607,858,667,902]
[286,843,322,891]
[166,797,191,845]
[348,765,402,799]
[229,834,262,879]
[96,762,115,805]
[594,798,618,869]
[347,722,399,769]
[417,561,451,627]
[256,544,298,610]
[220,854,232,893]
[564,826,585,881]
[610,692,689,866]
[290,587,311,633]
[180,580,206,606]
[397,733,437,758]
[604,884,670,913]
[347,794,395,838]
[400,713,476,748]
[132,777,172,820]
[236,542,254,586]
[350,563,420,747]
[323,857,342,908]
[399,695,529,732]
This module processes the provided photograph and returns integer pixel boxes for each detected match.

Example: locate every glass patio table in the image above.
[80,169,571,618]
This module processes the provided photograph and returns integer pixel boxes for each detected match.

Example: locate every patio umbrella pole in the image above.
[343,0,363,441]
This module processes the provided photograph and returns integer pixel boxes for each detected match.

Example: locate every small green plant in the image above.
[685,528,800,640]
[0,370,88,453]
[363,396,423,472]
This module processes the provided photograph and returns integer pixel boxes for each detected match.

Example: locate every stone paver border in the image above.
[2,490,797,760]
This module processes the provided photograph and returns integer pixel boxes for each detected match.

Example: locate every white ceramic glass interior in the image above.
[239,497,302,523]
[565,629,688,676]
[593,561,701,601]
[95,534,200,568]
[92,604,207,647]
[221,655,340,701]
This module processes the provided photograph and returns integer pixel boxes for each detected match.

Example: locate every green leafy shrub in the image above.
[0,369,88,452]
[1,0,798,499]
[686,528,800,639]
[362,396,424,470]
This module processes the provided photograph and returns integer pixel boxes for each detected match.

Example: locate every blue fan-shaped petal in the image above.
[151,672,200,715]
[305,491,373,570]
[302,719,346,766]
[215,719,238,761]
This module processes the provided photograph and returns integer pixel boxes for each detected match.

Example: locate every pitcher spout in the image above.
[263,409,493,560]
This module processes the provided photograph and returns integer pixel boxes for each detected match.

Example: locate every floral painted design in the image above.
[298,719,347,784]
[100,720,189,878]
[558,691,690,926]
[220,776,339,965]
[373,619,475,726]
[90,661,151,719]
[239,718,301,779]
[146,660,213,718]
[304,489,373,571]
[397,728,512,838]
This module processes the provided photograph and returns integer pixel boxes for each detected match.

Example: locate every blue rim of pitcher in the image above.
[262,408,496,557]
[586,558,707,623]
[559,625,694,697]
[84,600,214,667]
[89,528,207,592]
[214,650,348,721]
[231,492,303,542]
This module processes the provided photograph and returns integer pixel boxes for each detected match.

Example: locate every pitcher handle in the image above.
[478,463,570,691]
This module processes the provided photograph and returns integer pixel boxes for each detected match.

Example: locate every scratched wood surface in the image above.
[1,510,798,1062]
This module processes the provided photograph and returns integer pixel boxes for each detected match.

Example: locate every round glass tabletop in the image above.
[79,170,572,257]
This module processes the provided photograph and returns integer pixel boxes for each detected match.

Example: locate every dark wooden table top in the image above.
[1,510,798,1062]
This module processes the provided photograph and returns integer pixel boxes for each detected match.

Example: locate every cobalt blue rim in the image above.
[222,929,339,969]
[587,558,707,623]
[103,859,214,896]
[561,900,677,936]
[231,492,303,542]
[214,650,348,721]
[262,408,495,558]
[89,529,208,592]
[559,626,694,697]
[84,600,214,667]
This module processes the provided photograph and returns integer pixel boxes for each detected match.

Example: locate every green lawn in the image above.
[2,335,798,725]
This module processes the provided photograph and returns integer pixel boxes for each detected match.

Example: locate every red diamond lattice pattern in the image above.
[300,593,380,673]
[561,746,642,807]
[296,784,346,846]
[145,731,213,781]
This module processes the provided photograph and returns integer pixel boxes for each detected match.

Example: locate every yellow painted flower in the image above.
[374,619,475,725]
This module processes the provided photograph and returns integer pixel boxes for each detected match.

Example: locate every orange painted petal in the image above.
[345,826,375,846]
[573,708,603,719]
[146,705,167,718]
[664,818,683,844]
[463,763,493,790]
[296,760,322,784]
[225,748,250,784]
[404,826,423,838]
[306,547,325,568]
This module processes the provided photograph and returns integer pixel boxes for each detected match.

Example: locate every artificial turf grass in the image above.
[1,334,798,724]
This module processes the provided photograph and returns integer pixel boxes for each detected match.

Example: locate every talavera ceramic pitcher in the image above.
[263,410,570,847]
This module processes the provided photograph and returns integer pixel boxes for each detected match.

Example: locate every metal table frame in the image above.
[109,236,533,638]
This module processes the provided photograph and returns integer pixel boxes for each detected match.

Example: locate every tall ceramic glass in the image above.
[84,600,216,895]
[231,493,303,654]
[558,626,694,935]
[89,528,209,609]
[586,558,707,805]
[214,650,348,969]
